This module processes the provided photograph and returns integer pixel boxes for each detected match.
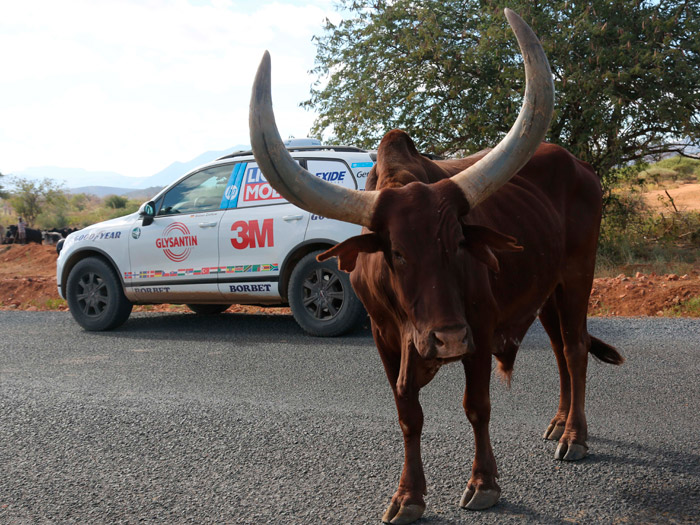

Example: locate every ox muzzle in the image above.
[414,325,473,361]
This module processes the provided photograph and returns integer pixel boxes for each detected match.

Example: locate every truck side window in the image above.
[159,165,233,216]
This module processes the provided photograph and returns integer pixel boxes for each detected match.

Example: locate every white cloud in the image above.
[0,0,342,178]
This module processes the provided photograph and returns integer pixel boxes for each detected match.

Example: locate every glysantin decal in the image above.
[155,222,198,262]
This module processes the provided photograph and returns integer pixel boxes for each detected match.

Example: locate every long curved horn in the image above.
[452,8,554,209]
[249,52,378,228]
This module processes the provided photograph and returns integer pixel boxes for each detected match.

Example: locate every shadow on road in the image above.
[588,436,700,523]
[91,312,374,346]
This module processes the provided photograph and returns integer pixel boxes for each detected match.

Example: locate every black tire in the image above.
[186,304,231,315]
[288,250,366,337]
[66,257,133,331]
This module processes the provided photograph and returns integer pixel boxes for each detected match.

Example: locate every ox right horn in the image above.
[451,9,554,209]
[249,52,378,228]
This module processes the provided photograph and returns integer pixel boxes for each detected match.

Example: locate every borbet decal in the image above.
[230,218,274,249]
[155,222,198,262]
[229,284,273,293]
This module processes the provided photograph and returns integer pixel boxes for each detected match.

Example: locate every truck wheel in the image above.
[186,304,231,315]
[66,257,133,331]
[288,250,366,337]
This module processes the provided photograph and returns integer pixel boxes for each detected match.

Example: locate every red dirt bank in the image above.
[1,244,699,317]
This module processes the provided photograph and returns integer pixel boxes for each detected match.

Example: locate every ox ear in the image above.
[317,233,385,272]
[462,225,523,273]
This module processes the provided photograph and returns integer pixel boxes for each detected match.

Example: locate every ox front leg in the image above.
[460,350,500,511]
[380,340,430,525]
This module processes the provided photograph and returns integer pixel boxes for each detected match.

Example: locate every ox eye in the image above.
[392,250,406,264]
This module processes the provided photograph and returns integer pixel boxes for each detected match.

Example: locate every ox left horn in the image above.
[249,51,378,228]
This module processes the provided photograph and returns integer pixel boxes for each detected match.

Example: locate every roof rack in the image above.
[217,145,368,161]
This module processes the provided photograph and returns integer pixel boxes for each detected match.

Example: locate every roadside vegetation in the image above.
[598,157,700,276]
[0,176,142,231]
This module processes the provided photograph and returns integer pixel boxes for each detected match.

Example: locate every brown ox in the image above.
[249,9,623,524]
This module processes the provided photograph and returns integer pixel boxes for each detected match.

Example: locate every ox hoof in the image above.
[382,502,426,524]
[459,487,500,510]
[543,423,565,441]
[554,442,588,461]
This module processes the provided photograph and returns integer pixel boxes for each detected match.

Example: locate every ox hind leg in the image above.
[539,288,591,461]
[540,297,569,443]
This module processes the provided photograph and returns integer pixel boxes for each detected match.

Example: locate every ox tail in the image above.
[589,336,624,365]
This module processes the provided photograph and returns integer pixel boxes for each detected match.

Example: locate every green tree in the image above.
[70,193,89,212]
[36,190,71,229]
[305,0,700,190]
[104,194,129,209]
[8,177,66,226]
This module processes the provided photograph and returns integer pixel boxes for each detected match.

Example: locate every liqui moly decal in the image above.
[156,222,198,262]
[242,166,283,203]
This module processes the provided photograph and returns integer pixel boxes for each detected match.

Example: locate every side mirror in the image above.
[139,201,156,226]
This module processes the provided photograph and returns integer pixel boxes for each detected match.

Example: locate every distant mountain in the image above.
[125,186,165,200]
[135,147,247,188]
[68,185,164,199]
[10,144,249,191]
[68,186,140,198]
[12,167,143,189]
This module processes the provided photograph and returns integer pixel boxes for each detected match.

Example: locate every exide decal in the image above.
[156,222,198,262]
[231,219,274,249]
[315,171,346,182]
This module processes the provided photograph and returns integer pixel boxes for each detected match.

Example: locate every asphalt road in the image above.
[1,311,699,524]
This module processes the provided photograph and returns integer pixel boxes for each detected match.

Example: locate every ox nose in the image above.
[431,326,469,359]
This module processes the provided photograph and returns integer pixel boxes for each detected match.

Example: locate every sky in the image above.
[0,0,343,178]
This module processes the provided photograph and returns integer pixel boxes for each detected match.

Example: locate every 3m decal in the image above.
[351,162,374,168]
[124,263,279,280]
[131,227,141,240]
[134,287,171,293]
[311,214,326,221]
[155,222,198,262]
[230,218,274,249]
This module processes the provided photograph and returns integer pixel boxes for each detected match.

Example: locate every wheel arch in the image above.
[278,238,339,301]
[60,248,125,293]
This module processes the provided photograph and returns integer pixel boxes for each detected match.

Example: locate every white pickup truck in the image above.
[57,142,375,336]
